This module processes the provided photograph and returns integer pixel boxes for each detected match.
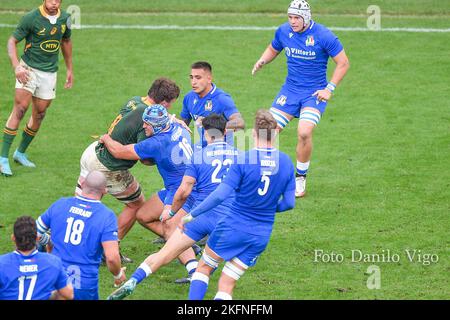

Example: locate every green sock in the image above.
[1,127,18,158]
[17,126,38,153]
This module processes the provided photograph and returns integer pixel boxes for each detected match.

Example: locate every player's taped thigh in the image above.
[299,108,321,126]
[270,107,291,129]
[222,258,248,281]
[201,250,221,269]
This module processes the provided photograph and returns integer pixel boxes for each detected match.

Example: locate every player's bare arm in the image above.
[161,176,196,222]
[49,284,74,300]
[226,112,245,131]
[61,38,73,89]
[252,44,281,75]
[182,118,192,127]
[7,36,29,84]
[102,240,127,287]
[99,134,139,160]
[313,50,350,102]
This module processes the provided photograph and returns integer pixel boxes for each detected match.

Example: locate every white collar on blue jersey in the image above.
[14,249,38,257]
[210,83,217,95]
[254,147,277,151]
[76,195,101,203]
[209,141,227,146]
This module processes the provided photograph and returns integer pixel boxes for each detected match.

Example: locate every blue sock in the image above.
[131,263,152,284]
[131,268,147,284]
[188,272,209,300]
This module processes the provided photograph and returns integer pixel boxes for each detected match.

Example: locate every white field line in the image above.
[0,23,449,33]
[0,10,449,19]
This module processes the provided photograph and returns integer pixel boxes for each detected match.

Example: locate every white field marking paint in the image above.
[0,23,449,33]
[0,10,449,19]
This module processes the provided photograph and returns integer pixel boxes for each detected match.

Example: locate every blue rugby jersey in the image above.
[271,21,344,91]
[0,250,68,300]
[36,196,118,290]
[181,84,239,147]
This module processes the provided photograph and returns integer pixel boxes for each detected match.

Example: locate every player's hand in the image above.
[113,267,127,287]
[159,207,173,222]
[64,70,73,89]
[15,65,30,84]
[171,114,192,133]
[312,89,332,102]
[99,134,111,144]
[178,213,193,232]
[194,116,205,128]
[252,59,265,76]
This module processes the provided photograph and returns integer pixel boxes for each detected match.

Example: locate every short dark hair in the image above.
[148,77,180,104]
[14,216,37,251]
[191,61,212,73]
[202,113,227,139]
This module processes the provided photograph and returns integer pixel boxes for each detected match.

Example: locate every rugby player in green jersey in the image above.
[76,78,181,263]
[1,0,73,176]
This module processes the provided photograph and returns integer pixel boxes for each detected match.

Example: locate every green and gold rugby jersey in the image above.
[96,96,154,171]
[13,5,72,73]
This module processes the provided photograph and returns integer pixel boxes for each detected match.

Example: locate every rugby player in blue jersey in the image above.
[106,114,240,300]
[183,110,296,300]
[252,0,350,197]
[36,171,126,300]
[0,216,73,300]
[100,105,199,284]
[181,61,245,149]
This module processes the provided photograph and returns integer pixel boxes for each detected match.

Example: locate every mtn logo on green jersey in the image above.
[40,40,60,53]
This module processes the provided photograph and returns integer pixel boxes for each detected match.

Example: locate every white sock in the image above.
[214,291,233,300]
[296,161,310,175]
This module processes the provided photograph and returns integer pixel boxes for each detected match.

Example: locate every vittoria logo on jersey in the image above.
[276,95,287,106]
[50,27,58,35]
[285,47,316,59]
[40,40,60,52]
[205,100,213,111]
[306,35,315,46]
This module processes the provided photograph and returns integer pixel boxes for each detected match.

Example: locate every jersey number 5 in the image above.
[258,174,271,196]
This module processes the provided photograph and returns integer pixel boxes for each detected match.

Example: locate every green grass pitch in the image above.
[0,1,449,300]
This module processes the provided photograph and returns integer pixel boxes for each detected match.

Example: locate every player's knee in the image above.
[162,222,175,239]
[222,261,246,281]
[135,208,149,224]
[13,105,28,121]
[297,129,312,142]
[35,111,47,122]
